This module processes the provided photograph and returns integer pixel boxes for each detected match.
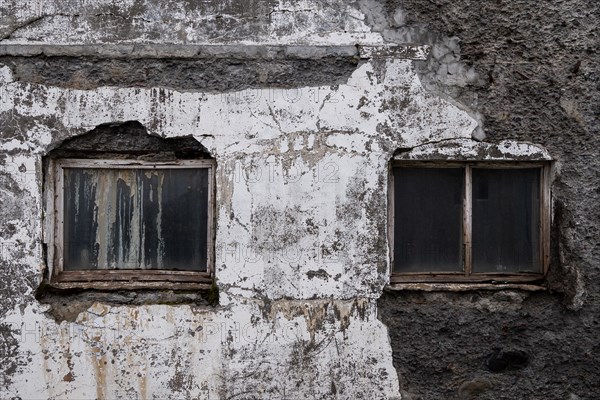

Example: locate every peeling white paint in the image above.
[0,65,14,83]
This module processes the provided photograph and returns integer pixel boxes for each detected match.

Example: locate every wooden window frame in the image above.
[389,161,551,284]
[46,158,215,290]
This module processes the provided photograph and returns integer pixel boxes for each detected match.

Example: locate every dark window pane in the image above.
[63,169,99,270]
[63,168,209,271]
[472,168,540,273]
[393,168,464,273]
[159,169,209,271]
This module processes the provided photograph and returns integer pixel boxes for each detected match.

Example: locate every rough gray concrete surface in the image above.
[367,1,600,398]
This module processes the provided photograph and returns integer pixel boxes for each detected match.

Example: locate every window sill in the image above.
[48,271,214,288]
[385,282,547,292]
[45,280,213,291]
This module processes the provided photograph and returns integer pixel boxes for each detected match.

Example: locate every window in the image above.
[390,162,550,283]
[44,122,214,289]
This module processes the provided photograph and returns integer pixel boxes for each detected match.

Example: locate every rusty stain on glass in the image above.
[63,168,209,271]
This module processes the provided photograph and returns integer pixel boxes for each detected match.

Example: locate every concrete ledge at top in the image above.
[0,44,430,60]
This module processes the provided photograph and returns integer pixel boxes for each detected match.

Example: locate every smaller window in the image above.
[390,162,550,283]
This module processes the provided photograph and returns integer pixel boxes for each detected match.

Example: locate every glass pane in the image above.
[472,168,540,273]
[393,167,464,273]
[63,167,209,271]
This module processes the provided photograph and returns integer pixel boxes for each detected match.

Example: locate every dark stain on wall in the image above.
[37,289,215,324]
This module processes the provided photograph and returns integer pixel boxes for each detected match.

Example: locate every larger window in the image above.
[390,162,550,283]
[44,121,214,290]
[48,159,214,288]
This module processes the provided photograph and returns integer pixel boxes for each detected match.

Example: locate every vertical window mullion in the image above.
[541,165,550,274]
[464,165,473,276]
[56,164,65,275]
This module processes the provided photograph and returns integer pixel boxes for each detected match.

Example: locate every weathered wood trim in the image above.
[387,162,395,276]
[207,160,216,277]
[390,273,545,284]
[541,164,552,275]
[56,270,211,283]
[393,160,548,169]
[54,159,65,279]
[56,159,215,168]
[47,280,213,291]
[391,161,466,168]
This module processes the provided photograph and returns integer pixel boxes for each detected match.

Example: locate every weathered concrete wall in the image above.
[1,0,598,399]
